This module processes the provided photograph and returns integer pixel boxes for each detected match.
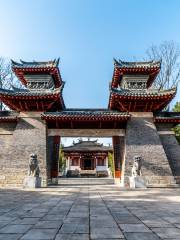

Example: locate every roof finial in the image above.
[113,58,119,65]
[56,58,60,66]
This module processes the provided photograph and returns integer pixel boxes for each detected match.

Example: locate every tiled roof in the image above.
[0,85,65,111]
[111,59,161,89]
[42,109,130,120]
[114,59,161,68]
[63,140,113,152]
[0,111,19,122]
[111,87,176,97]
[11,59,62,89]
[11,59,59,68]
[154,112,180,124]
[0,86,63,97]
[154,112,180,118]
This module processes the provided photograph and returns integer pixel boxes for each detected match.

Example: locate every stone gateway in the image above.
[0,58,179,187]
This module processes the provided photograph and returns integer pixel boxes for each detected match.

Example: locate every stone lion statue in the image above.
[28,153,40,177]
[132,156,142,177]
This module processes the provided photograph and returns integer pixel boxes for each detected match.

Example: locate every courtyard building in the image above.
[62,139,113,177]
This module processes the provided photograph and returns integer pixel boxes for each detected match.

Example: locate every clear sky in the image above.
[0,0,180,109]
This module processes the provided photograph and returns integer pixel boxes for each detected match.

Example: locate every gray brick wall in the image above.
[0,114,47,187]
[156,123,180,183]
[124,113,174,186]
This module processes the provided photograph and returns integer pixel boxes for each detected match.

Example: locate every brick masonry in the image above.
[0,112,48,187]
[156,123,180,184]
[124,113,175,187]
[0,112,179,187]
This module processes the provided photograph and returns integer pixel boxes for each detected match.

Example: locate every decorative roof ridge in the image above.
[0,86,62,96]
[11,58,60,68]
[72,140,100,146]
[11,85,28,92]
[0,81,64,94]
[154,111,180,118]
[53,108,128,112]
[154,112,180,125]
[110,86,176,96]
[158,86,177,93]
[0,116,19,122]
[0,110,19,117]
[0,88,15,94]
[63,140,112,149]
[113,58,161,68]
[0,111,19,122]
[42,111,130,115]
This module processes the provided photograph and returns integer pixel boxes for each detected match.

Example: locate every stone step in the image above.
[147,183,180,188]
[57,177,115,185]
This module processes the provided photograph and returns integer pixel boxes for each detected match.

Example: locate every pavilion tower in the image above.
[109,59,176,112]
[109,59,179,186]
[0,59,65,111]
[0,59,66,186]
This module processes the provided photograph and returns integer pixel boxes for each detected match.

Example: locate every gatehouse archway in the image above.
[46,126,126,185]
[0,58,179,188]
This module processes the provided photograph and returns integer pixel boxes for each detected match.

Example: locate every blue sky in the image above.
[0,0,179,146]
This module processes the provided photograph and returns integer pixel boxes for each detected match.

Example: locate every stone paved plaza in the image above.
[0,184,180,240]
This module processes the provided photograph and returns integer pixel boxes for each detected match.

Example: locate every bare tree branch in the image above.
[0,57,22,110]
[146,41,180,91]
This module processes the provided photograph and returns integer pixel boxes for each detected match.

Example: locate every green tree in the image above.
[108,152,114,177]
[173,102,180,144]
[59,143,66,174]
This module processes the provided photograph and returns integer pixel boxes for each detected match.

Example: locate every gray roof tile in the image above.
[111,87,176,97]
[0,86,63,97]
[42,109,130,119]
[63,140,113,152]
[114,59,161,68]
[11,59,59,68]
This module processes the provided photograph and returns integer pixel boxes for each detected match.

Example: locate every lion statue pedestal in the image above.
[23,153,41,188]
[23,176,41,188]
[129,156,146,188]
[129,176,146,188]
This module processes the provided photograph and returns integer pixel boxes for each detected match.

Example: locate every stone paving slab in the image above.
[90,227,124,239]
[0,185,180,239]
[34,220,63,229]
[55,233,89,240]
[119,223,151,233]
[124,232,160,240]
[21,228,58,239]
[59,223,89,234]
[0,224,33,234]
[0,233,23,240]
[12,217,40,225]
[151,227,180,238]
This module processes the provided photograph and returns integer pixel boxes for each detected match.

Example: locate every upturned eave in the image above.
[112,59,161,89]
[11,59,62,88]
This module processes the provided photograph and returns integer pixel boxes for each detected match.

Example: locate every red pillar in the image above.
[51,136,60,178]
[112,136,125,179]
